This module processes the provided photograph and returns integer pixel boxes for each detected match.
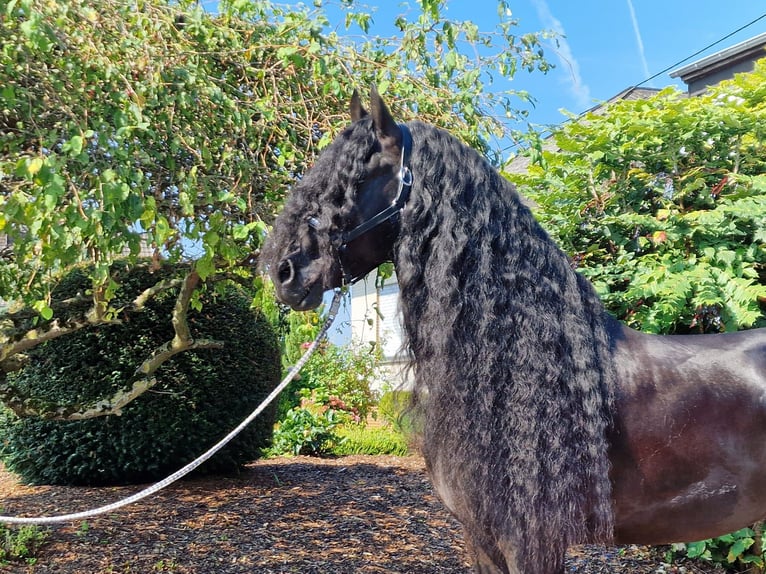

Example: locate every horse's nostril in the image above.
[277,259,295,285]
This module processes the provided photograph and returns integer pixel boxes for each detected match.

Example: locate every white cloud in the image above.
[626,0,652,84]
[530,0,592,110]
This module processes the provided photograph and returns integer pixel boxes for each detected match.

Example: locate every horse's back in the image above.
[609,324,766,544]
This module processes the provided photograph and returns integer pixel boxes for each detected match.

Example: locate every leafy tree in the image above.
[510,60,766,334]
[0,0,552,417]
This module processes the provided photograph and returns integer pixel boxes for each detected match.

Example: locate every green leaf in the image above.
[40,305,53,321]
[154,216,171,244]
[43,188,58,210]
[232,223,250,240]
[63,135,84,156]
[741,554,765,566]
[205,231,220,246]
[27,157,43,176]
[726,537,753,563]
[685,540,710,560]
[1,84,16,105]
[195,254,215,280]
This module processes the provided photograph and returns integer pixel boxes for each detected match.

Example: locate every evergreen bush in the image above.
[0,263,280,485]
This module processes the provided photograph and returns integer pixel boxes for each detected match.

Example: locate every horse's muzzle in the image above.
[271,256,325,311]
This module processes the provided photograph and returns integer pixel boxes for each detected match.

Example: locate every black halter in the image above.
[339,124,413,248]
[309,123,414,285]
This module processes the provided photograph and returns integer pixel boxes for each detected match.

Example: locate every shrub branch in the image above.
[0,270,223,420]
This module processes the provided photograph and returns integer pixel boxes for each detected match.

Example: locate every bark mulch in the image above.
[0,455,726,573]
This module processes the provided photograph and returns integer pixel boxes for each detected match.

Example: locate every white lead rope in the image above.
[0,289,343,525]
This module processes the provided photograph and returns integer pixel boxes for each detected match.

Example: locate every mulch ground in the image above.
[0,455,728,573]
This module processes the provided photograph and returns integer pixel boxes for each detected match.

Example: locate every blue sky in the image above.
[307,0,766,131]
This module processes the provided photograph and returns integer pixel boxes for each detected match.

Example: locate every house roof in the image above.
[670,32,766,84]
[584,86,663,115]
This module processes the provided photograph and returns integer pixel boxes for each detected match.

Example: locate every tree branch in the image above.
[0,274,187,373]
[0,314,96,370]
[133,277,185,310]
[0,269,225,420]
[0,339,223,420]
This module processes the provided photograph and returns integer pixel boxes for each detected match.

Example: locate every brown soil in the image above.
[0,456,727,573]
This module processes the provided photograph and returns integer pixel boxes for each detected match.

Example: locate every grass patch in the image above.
[332,424,410,456]
[0,523,48,565]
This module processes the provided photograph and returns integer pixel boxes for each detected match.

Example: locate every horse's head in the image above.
[261,88,412,310]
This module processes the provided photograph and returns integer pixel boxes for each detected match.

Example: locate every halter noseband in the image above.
[309,123,414,285]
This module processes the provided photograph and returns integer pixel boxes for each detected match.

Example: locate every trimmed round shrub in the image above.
[0,263,280,486]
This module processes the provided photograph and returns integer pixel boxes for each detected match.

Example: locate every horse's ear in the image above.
[369,85,401,151]
[350,90,367,122]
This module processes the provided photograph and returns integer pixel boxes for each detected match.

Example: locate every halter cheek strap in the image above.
[339,124,413,247]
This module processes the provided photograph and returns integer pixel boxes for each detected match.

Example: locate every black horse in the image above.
[262,88,766,574]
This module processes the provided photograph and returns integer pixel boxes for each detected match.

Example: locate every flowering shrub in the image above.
[277,341,380,422]
[270,328,383,456]
[268,403,345,457]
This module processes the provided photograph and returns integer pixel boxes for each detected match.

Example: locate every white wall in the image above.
[350,273,412,390]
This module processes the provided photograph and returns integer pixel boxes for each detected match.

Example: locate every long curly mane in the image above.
[395,121,617,570]
[262,114,618,572]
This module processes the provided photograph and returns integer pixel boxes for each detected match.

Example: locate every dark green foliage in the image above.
[0,264,280,485]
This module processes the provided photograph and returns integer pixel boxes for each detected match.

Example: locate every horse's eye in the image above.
[307,217,321,230]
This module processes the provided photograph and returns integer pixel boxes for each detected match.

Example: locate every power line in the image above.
[637,12,766,87]
[503,13,766,154]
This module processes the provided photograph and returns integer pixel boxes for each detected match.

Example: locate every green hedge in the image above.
[0,264,280,486]
[333,425,409,456]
